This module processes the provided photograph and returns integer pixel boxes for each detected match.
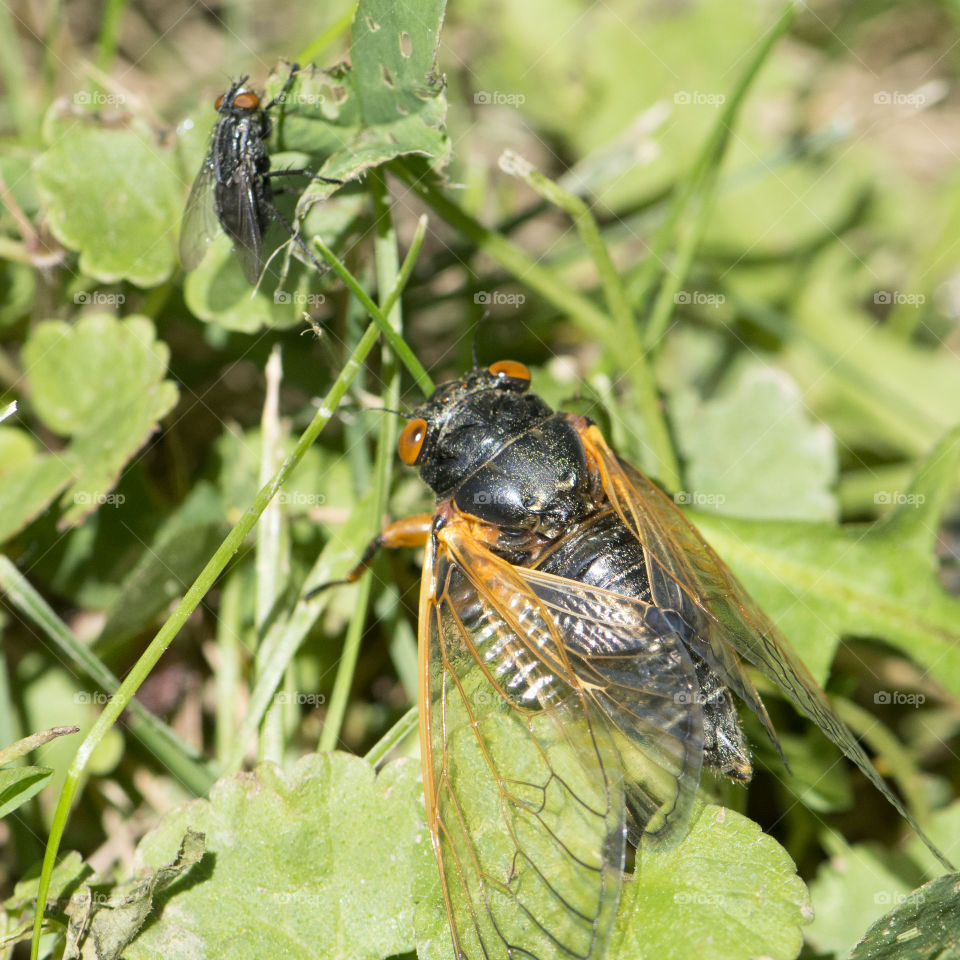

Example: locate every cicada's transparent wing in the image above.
[421,521,626,960]
[513,564,705,848]
[579,425,774,739]
[580,423,954,872]
[179,156,221,273]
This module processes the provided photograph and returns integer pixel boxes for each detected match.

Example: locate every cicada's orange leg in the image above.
[307,514,435,597]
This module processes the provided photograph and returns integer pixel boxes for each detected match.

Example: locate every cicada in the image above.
[337,360,948,960]
[179,66,337,285]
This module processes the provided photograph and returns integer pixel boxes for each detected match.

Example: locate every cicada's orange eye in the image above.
[398,418,428,465]
[233,91,260,110]
[488,360,530,383]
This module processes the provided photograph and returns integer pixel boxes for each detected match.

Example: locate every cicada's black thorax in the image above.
[413,368,596,536]
[210,85,272,245]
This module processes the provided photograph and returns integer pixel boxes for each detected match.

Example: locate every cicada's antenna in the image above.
[471,311,491,369]
[378,406,416,420]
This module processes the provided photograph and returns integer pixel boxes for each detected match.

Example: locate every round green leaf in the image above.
[611,804,812,960]
[35,106,181,285]
[22,313,179,529]
[127,754,429,960]
[671,362,838,521]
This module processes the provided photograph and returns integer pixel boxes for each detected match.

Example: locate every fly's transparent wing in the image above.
[580,423,953,872]
[421,522,626,960]
[179,156,220,272]
[215,168,264,284]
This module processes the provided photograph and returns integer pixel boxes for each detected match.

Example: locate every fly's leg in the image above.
[266,169,343,186]
[306,513,434,598]
[262,201,331,278]
[264,62,301,113]
[258,65,343,281]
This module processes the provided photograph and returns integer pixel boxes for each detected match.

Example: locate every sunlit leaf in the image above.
[123,755,428,960]
[671,362,838,521]
[35,106,181,285]
[22,313,179,531]
[690,427,960,687]
[612,804,812,960]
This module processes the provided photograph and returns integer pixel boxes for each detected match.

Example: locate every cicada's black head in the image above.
[398,361,554,498]
[214,77,263,120]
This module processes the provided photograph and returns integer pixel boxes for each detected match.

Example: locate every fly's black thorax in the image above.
[413,369,600,549]
[211,106,272,241]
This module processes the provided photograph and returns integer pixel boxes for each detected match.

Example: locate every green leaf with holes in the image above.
[280,0,450,203]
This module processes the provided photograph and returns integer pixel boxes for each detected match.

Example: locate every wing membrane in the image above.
[581,423,953,871]
[179,152,264,283]
[217,169,264,284]
[515,565,705,846]
[421,527,625,960]
[179,158,220,272]
[421,518,712,958]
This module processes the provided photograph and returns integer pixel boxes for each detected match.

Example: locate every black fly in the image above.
[179,66,337,286]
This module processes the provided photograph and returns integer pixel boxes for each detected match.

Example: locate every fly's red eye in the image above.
[398,418,428,465]
[488,360,530,383]
[214,94,225,110]
[233,92,260,110]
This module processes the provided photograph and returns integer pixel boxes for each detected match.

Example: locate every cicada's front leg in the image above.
[307,513,434,597]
